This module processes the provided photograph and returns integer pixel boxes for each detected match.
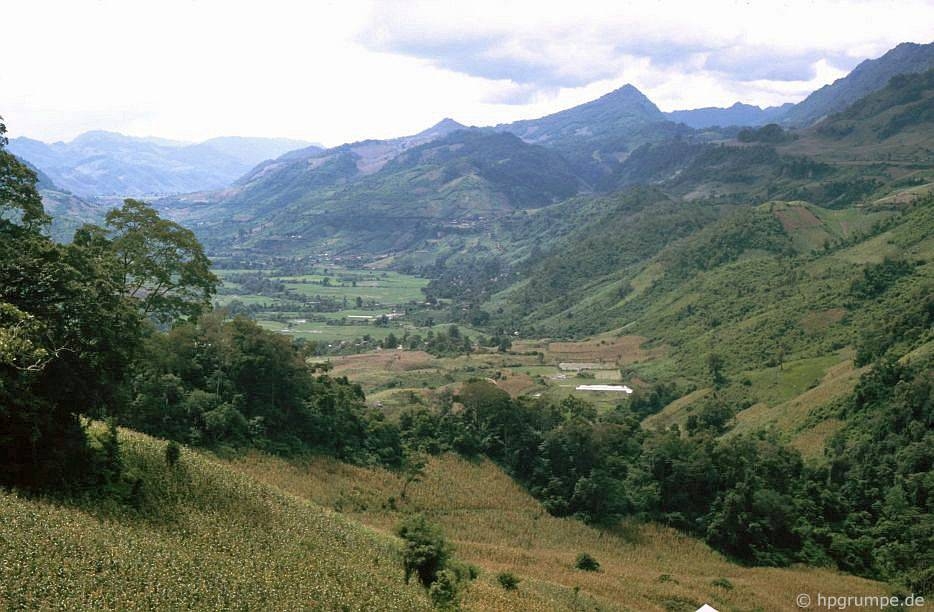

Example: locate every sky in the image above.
[2,0,933,146]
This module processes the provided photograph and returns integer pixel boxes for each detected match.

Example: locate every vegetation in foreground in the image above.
[0,426,430,611]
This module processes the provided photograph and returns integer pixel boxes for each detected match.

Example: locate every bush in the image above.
[428,569,461,609]
[711,577,734,590]
[575,552,600,572]
[497,571,521,590]
[396,514,452,588]
[164,440,181,468]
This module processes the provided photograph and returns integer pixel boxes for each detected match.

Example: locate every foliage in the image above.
[164,440,181,468]
[122,312,400,465]
[737,123,794,144]
[396,513,453,588]
[850,257,915,299]
[102,199,218,322]
[0,118,48,228]
[574,552,600,572]
[496,571,521,590]
[393,350,932,591]
[0,125,140,488]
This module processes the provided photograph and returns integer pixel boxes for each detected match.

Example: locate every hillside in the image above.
[0,426,430,611]
[781,41,934,127]
[15,157,107,242]
[0,422,888,611]
[8,131,313,197]
[233,452,891,612]
[161,129,582,255]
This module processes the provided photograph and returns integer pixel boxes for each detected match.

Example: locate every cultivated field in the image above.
[233,452,890,612]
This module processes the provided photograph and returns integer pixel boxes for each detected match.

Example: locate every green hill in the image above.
[167,129,583,256]
[781,41,934,127]
[0,425,430,611]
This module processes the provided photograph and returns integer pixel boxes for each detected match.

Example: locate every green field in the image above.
[213,265,437,345]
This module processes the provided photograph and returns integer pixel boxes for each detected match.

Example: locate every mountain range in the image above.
[12,39,934,256]
[8,131,316,197]
[137,40,932,260]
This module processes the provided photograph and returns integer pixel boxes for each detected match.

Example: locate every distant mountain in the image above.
[235,118,466,189]
[496,84,691,181]
[14,157,107,242]
[160,127,581,255]
[8,131,314,197]
[665,102,793,128]
[782,41,934,127]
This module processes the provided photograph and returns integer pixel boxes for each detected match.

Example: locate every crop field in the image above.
[232,452,889,612]
[0,426,430,611]
[212,265,434,344]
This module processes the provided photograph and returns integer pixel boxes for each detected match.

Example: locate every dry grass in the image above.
[492,371,538,397]
[547,335,663,366]
[231,453,888,612]
[327,350,438,377]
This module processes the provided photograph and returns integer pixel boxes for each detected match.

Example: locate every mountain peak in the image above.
[417,118,467,138]
[433,118,465,130]
[593,84,663,116]
[603,83,650,101]
[421,117,467,134]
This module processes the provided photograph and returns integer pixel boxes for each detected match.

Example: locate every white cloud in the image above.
[1,0,932,144]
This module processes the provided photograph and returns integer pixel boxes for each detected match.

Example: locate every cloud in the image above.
[2,0,933,144]
[359,0,934,108]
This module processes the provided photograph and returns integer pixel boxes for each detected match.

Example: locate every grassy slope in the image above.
[1,425,892,611]
[232,452,888,612]
[0,427,430,611]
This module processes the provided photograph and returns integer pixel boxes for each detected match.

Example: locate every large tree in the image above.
[102,199,217,322]
[0,119,217,488]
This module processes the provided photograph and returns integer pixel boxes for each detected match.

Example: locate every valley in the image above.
[2,33,933,612]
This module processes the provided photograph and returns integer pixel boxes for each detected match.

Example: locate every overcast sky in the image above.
[2,0,932,146]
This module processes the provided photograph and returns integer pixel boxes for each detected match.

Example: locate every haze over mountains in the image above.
[8,40,934,250]
[12,42,933,206]
[130,40,930,259]
[8,131,316,197]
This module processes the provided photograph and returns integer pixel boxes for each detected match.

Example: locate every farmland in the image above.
[212,263,436,347]
[0,424,889,612]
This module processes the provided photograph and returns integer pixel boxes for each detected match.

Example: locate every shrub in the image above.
[575,552,600,572]
[711,577,734,590]
[396,514,451,588]
[429,569,461,609]
[497,572,521,590]
[165,440,181,468]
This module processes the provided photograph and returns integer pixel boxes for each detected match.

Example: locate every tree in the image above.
[400,449,427,500]
[1,122,140,488]
[707,352,727,388]
[101,199,218,322]
[0,118,47,228]
[396,514,452,587]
